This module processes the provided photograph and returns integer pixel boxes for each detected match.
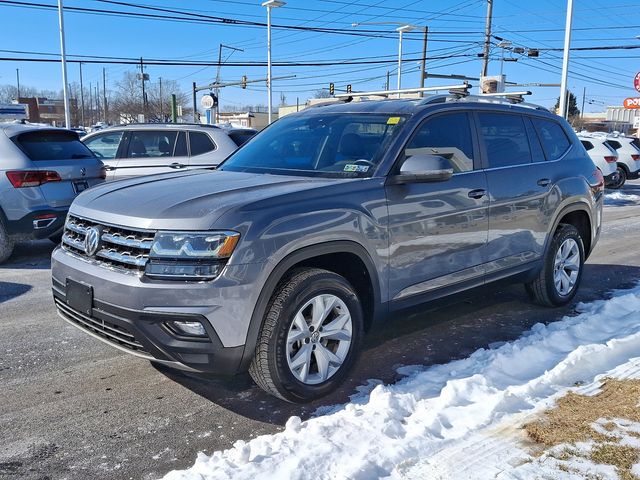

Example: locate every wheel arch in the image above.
[547,203,594,259]
[238,240,382,371]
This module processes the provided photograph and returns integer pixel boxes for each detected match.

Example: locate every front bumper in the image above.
[51,246,267,375]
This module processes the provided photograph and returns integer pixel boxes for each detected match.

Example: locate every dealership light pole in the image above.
[262,0,285,124]
[57,0,71,128]
[558,0,574,119]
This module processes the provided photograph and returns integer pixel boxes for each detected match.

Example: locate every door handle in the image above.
[468,189,487,199]
[169,162,186,169]
[104,165,116,171]
[537,178,551,187]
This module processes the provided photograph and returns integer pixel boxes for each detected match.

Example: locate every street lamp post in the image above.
[57,0,71,128]
[262,0,285,125]
[559,0,574,119]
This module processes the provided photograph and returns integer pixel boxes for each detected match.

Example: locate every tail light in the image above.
[591,169,605,196]
[99,166,107,180]
[632,154,640,161]
[604,156,617,163]
[6,170,62,188]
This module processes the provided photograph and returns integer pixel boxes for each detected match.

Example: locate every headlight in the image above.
[145,231,239,280]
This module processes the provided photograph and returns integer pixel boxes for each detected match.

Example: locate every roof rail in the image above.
[333,83,471,100]
[455,92,548,111]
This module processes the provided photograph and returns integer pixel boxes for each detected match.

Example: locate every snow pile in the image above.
[163,285,640,480]
[604,191,640,206]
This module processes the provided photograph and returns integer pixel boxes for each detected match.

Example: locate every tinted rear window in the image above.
[227,130,257,147]
[532,118,571,161]
[15,130,96,161]
[189,132,216,156]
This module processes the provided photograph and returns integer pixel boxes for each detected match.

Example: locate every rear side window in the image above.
[581,140,594,151]
[532,118,571,161]
[189,132,216,156]
[174,131,188,156]
[405,112,474,173]
[15,130,96,161]
[605,140,621,151]
[227,130,257,147]
[478,112,532,168]
[631,138,640,150]
[83,131,123,160]
[126,131,178,159]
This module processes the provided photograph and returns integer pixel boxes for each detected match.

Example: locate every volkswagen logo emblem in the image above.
[84,226,101,257]
[80,167,86,177]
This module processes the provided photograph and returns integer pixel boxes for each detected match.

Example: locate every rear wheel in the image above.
[0,220,15,264]
[249,268,364,402]
[609,165,627,189]
[525,224,584,307]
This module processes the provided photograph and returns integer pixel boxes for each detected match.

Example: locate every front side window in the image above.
[221,113,406,177]
[478,113,532,168]
[404,112,474,173]
[532,118,571,161]
[83,131,123,160]
[126,131,178,159]
[16,130,96,161]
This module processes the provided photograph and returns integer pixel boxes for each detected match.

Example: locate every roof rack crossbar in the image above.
[333,83,471,100]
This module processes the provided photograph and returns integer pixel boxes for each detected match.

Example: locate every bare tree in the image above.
[313,89,331,99]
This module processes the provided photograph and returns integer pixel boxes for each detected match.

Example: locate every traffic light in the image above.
[329,83,334,95]
[241,75,247,89]
[346,84,352,94]
[211,93,219,107]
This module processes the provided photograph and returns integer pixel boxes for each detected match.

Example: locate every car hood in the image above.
[70,169,338,230]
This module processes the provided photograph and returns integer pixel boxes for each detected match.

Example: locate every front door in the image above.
[385,111,489,302]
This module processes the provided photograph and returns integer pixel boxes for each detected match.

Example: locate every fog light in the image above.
[167,320,207,337]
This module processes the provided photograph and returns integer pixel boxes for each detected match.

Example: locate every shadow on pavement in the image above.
[1,241,55,270]
[0,282,32,303]
[157,263,640,425]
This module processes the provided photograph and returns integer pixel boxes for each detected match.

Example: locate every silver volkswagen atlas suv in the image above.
[51,93,603,402]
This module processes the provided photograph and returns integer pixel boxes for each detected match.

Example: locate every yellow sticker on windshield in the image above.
[387,116,401,125]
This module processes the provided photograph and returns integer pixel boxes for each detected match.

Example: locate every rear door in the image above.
[112,129,185,180]
[385,111,489,302]
[14,129,104,207]
[479,112,564,273]
[187,131,220,168]
[81,129,124,180]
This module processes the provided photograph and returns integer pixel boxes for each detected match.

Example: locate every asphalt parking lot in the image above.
[2,182,640,480]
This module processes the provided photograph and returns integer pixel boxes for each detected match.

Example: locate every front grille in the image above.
[61,214,155,273]
[55,297,150,355]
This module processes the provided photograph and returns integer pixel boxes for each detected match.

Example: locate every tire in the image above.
[609,165,627,189]
[249,268,364,403]
[525,224,584,307]
[0,220,15,264]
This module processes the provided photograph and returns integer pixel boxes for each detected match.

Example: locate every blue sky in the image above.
[0,0,638,113]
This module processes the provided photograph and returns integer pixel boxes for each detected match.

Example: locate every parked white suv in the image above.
[602,135,640,188]
[82,124,256,181]
[578,135,619,187]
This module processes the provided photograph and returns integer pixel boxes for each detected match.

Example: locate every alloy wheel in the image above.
[553,238,580,296]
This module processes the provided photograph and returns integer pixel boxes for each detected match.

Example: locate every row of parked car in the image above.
[578,132,640,189]
[0,122,257,262]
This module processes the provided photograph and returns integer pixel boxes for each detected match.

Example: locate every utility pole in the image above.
[171,94,177,123]
[57,0,71,128]
[95,83,100,122]
[419,26,429,96]
[88,82,92,125]
[102,67,107,123]
[386,70,390,90]
[140,57,146,120]
[481,0,494,79]
[79,63,85,127]
[16,69,20,100]
[159,77,163,121]
[581,86,586,121]
[558,0,574,119]
[192,82,197,123]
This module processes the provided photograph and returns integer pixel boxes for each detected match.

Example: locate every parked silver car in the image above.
[0,124,105,263]
[81,124,256,181]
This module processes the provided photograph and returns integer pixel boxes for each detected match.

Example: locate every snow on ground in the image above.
[162,284,640,480]
[604,191,640,206]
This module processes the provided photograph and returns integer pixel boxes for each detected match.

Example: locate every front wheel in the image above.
[249,268,364,402]
[525,224,584,307]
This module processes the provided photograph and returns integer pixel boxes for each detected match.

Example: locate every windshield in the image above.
[220,113,406,177]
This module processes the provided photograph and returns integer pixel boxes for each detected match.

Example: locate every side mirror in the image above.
[389,154,454,184]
